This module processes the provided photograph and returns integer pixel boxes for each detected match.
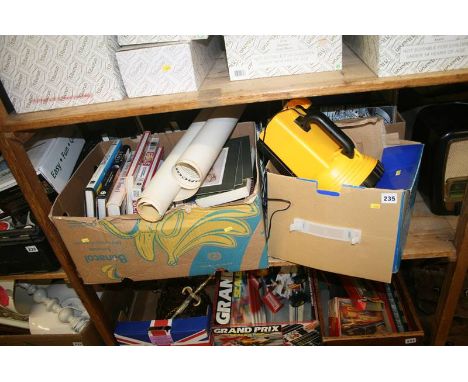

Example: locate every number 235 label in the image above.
[381,193,398,204]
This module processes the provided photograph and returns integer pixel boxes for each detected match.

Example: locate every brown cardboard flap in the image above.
[337,117,385,160]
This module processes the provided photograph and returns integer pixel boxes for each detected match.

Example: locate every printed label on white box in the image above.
[400,39,468,63]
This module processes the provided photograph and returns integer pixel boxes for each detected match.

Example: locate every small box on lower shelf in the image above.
[114,276,215,346]
[312,270,424,345]
[0,320,102,346]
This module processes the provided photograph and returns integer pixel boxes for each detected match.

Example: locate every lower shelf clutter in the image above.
[0,280,102,345]
[112,265,423,346]
[1,98,463,346]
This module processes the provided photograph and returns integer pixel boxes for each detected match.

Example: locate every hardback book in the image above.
[328,294,397,337]
[106,152,134,216]
[328,297,393,337]
[195,136,254,208]
[129,146,163,214]
[0,125,85,194]
[143,150,164,191]
[129,137,161,213]
[84,140,122,218]
[96,145,131,219]
[124,131,152,214]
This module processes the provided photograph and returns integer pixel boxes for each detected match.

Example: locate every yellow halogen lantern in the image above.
[259,101,384,192]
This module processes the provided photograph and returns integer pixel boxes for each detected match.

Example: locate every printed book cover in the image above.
[195,136,254,207]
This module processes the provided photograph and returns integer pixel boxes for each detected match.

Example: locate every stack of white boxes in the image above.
[344,35,468,77]
[0,35,126,113]
[224,35,342,81]
[116,36,221,97]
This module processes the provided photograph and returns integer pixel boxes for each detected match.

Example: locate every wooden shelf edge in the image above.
[0,269,68,282]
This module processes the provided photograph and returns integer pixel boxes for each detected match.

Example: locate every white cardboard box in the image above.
[344,35,468,77]
[0,35,126,113]
[0,125,85,193]
[117,35,208,46]
[116,37,221,98]
[224,35,342,81]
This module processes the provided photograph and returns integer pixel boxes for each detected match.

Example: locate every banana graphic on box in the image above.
[99,203,259,278]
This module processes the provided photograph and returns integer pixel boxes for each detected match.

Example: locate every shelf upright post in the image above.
[432,190,468,345]
[0,107,116,345]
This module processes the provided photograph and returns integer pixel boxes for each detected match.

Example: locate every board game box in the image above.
[212,265,321,345]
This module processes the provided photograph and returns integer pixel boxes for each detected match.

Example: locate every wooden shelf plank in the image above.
[403,194,457,261]
[0,269,67,281]
[3,44,468,132]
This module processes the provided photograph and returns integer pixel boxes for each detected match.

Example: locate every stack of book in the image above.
[194,135,255,208]
[84,132,164,218]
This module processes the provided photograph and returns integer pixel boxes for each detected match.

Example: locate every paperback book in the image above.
[96,145,131,219]
[195,135,254,208]
[84,140,122,217]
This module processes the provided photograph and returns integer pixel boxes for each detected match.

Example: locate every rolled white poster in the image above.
[172,104,245,190]
[136,109,213,222]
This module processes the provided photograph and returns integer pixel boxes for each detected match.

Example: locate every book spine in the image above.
[96,146,131,219]
[384,283,406,333]
[374,281,398,333]
[84,140,122,217]
[96,166,120,219]
[129,137,160,213]
[142,146,164,191]
[125,132,152,214]
[106,153,133,216]
[127,131,151,178]
[132,137,160,199]
[391,284,411,331]
[328,297,341,337]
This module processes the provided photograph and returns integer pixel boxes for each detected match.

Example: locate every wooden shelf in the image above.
[0,269,68,281]
[403,194,458,261]
[3,44,468,132]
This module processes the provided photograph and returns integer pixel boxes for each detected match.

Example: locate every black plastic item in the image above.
[294,109,356,159]
[360,160,385,188]
[0,225,60,276]
[257,139,295,177]
[412,102,468,215]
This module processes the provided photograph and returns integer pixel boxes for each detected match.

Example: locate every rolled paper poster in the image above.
[172,104,245,190]
[136,109,212,222]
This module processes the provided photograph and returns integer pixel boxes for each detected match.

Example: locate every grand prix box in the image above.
[212,265,321,346]
[344,35,468,77]
[0,35,126,113]
[266,117,423,283]
[50,122,268,284]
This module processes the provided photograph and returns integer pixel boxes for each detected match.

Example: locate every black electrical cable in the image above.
[266,198,291,240]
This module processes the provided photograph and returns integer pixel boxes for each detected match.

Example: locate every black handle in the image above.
[294,109,355,159]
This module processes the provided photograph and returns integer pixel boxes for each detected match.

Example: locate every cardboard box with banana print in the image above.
[50,122,268,284]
